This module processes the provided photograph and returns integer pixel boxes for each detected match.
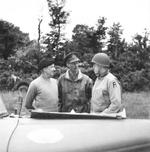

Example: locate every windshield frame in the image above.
[0,96,8,118]
[30,110,126,120]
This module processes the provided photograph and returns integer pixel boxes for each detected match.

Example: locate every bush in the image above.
[0,58,150,92]
[121,69,150,92]
[0,71,14,91]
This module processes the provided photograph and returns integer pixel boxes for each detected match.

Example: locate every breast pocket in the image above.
[102,90,110,104]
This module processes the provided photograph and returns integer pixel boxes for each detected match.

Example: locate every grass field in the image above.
[122,91,150,119]
[1,91,150,119]
[0,91,18,114]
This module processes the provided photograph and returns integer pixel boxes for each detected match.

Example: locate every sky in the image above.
[0,0,150,42]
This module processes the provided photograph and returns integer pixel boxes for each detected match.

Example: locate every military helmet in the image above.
[92,53,110,68]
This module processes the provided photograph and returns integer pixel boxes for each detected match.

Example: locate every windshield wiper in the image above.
[0,112,9,118]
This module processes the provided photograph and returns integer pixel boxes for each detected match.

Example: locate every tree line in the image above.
[0,0,150,92]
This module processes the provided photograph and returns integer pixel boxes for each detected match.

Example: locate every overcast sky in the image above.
[0,0,150,42]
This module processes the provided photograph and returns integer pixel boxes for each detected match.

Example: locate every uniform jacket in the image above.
[58,70,93,113]
[91,72,122,113]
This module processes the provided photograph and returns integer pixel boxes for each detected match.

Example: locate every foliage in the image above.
[0,11,150,92]
[44,0,69,58]
[0,20,30,60]
[72,17,107,55]
[0,60,14,90]
[107,22,126,59]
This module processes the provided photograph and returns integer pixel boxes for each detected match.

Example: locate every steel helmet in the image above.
[92,53,110,68]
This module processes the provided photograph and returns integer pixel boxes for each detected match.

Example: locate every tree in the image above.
[45,0,69,57]
[107,22,125,59]
[130,30,150,70]
[133,29,150,49]
[72,17,107,55]
[92,17,108,53]
[13,40,46,73]
[72,24,94,54]
[37,17,43,52]
[0,20,30,60]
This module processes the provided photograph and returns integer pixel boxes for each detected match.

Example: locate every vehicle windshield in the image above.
[0,96,8,118]
[0,91,126,120]
[0,90,150,119]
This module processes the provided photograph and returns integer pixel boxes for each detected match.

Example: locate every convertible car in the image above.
[0,97,150,152]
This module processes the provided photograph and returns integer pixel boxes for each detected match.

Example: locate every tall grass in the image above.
[123,91,150,119]
[0,91,18,114]
[0,91,150,119]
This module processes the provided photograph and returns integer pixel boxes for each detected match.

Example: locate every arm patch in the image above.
[113,81,117,88]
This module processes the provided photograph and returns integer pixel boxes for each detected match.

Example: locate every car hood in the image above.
[0,117,18,152]
[7,117,150,152]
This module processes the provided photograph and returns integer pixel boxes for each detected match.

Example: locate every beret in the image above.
[38,58,54,71]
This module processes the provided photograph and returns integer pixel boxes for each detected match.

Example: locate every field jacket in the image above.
[91,72,122,113]
[58,70,93,113]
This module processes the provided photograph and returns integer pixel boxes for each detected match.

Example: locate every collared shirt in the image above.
[58,70,93,113]
[91,72,122,113]
[65,69,83,81]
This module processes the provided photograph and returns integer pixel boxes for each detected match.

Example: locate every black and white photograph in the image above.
[0,0,150,151]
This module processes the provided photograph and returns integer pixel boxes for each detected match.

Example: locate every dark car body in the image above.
[1,110,150,152]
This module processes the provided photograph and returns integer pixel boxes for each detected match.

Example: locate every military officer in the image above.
[91,53,123,114]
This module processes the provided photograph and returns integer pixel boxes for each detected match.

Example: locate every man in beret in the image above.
[25,58,59,112]
[58,52,93,113]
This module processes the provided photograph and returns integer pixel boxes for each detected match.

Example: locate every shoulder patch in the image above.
[112,81,117,88]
